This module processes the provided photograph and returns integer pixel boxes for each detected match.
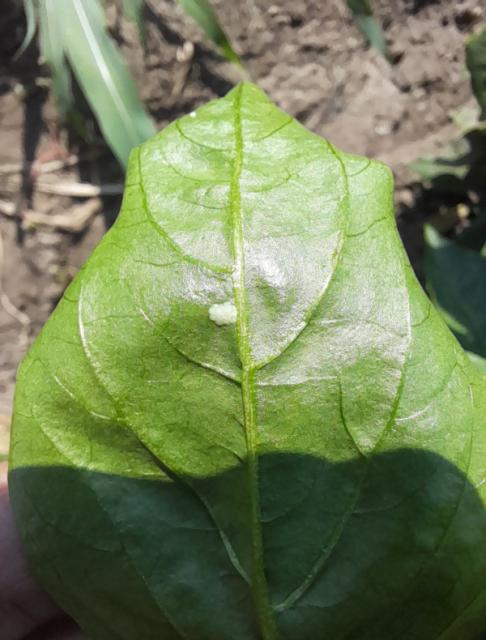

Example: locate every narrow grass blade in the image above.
[38,0,73,116]
[14,0,38,61]
[62,0,156,167]
[466,30,486,120]
[177,0,241,65]
[346,0,391,62]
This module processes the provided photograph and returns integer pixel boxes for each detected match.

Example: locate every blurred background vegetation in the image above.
[0,0,485,428]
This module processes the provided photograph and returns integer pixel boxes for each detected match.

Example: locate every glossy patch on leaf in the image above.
[9,84,486,640]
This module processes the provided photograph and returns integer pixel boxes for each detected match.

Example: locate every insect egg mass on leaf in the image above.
[209,301,237,326]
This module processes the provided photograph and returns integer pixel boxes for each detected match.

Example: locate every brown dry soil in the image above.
[0,0,484,424]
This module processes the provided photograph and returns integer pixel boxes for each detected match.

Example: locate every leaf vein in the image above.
[137,148,231,274]
[230,84,278,640]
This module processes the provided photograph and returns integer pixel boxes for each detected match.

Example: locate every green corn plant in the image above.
[121,0,241,65]
[17,0,156,167]
[16,0,241,166]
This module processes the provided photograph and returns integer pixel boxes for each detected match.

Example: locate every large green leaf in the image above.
[466,30,486,120]
[425,224,486,372]
[9,84,486,640]
[61,0,156,166]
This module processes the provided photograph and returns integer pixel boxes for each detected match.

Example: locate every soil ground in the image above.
[0,0,484,425]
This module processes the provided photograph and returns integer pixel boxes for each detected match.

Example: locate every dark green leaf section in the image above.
[466,30,486,120]
[425,225,486,372]
[9,84,486,640]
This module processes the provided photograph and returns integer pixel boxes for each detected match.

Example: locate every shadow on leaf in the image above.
[9,448,486,640]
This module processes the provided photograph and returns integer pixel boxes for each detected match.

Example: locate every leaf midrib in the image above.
[230,85,279,640]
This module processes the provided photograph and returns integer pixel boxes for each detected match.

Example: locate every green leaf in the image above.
[177,0,241,65]
[466,30,486,120]
[346,0,391,62]
[9,84,486,640]
[61,0,156,166]
[121,0,146,41]
[14,0,38,61]
[411,129,486,195]
[425,224,486,360]
[411,136,472,182]
[38,0,74,116]
[455,213,486,252]
[452,102,482,132]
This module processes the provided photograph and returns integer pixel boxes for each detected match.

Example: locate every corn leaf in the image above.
[61,0,156,166]
[346,0,391,62]
[14,0,38,60]
[177,0,241,65]
[38,0,73,116]
[121,0,146,41]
